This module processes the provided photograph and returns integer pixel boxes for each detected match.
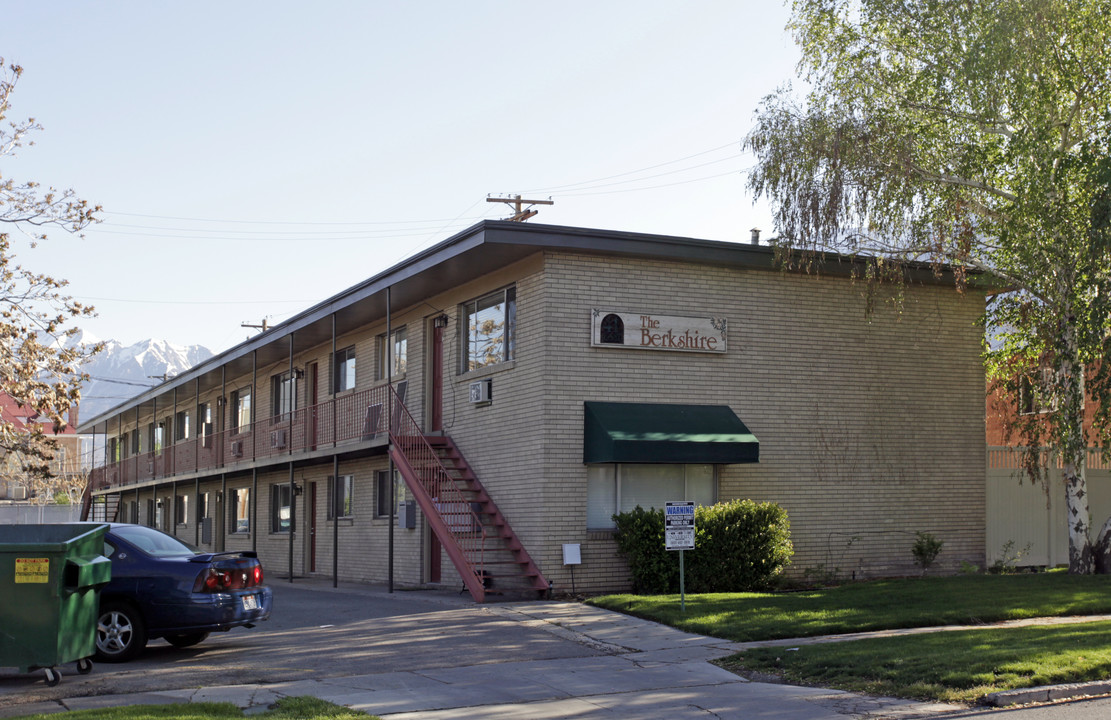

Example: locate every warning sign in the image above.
[15,558,49,583]
[665,501,696,551]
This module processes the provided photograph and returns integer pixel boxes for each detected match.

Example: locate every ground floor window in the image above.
[375,469,404,517]
[174,494,189,525]
[586,464,715,530]
[271,483,294,533]
[328,475,354,520]
[231,488,250,533]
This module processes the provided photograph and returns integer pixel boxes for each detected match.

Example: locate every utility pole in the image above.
[486,194,553,222]
[242,319,269,337]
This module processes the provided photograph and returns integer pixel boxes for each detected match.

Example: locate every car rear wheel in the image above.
[95,601,147,662]
[165,632,210,649]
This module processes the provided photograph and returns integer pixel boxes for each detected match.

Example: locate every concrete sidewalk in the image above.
[7,596,965,719]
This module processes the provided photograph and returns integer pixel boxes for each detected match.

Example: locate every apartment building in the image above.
[82,221,987,599]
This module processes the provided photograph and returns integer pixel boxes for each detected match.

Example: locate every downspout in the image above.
[220,474,226,552]
[251,350,257,461]
[251,468,258,554]
[288,334,295,458]
[288,463,295,583]
[387,285,394,594]
[194,477,200,546]
[332,312,339,589]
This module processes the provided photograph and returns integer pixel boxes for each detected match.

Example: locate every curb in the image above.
[983,680,1111,707]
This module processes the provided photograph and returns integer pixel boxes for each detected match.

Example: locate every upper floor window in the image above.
[271,372,297,419]
[197,402,213,441]
[231,387,252,432]
[174,410,190,442]
[333,346,357,393]
[376,327,407,380]
[462,286,516,372]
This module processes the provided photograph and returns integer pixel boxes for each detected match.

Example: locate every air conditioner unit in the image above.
[270,430,287,449]
[230,440,243,458]
[12,486,27,501]
[469,379,492,404]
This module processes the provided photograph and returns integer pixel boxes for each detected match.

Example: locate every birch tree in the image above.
[0,59,101,494]
[746,0,1111,572]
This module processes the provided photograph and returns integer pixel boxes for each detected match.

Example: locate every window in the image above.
[197,402,213,445]
[231,387,252,433]
[328,475,354,520]
[127,500,138,524]
[196,492,209,523]
[231,488,250,533]
[174,494,189,525]
[109,437,120,463]
[586,464,715,530]
[375,469,404,517]
[333,346,357,393]
[271,483,294,533]
[271,372,297,419]
[174,410,190,442]
[148,422,164,455]
[146,499,155,528]
[462,287,516,371]
[376,327,407,380]
[130,429,141,455]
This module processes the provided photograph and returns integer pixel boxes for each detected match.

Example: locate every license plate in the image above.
[241,594,258,611]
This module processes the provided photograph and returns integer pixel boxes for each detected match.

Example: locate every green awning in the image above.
[583,401,759,464]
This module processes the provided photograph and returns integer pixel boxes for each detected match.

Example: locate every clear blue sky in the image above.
[1,1,799,353]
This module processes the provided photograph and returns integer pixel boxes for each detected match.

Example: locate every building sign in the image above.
[665,501,696,550]
[591,310,727,353]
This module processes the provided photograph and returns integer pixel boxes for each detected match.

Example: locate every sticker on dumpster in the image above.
[15,558,49,583]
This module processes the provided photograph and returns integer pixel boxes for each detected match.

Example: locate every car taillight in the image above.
[193,563,263,592]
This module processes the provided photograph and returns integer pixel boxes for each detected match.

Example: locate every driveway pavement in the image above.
[0,579,974,719]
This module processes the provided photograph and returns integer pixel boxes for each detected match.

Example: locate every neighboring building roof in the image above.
[78,220,973,434]
[0,391,78,436]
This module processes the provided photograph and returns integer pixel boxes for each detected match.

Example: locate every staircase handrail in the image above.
[387,384,488,601]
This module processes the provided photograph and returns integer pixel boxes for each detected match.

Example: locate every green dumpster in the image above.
[0,523,112,686]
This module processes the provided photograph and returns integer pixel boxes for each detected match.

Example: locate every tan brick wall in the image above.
[101,246,985,596]
[519,252,986,592]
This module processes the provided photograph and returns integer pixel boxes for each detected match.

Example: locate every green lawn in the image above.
[587,573,1111,641]
[588,573,1111,703]
[12,697,377,720]
[719,620,1111,704]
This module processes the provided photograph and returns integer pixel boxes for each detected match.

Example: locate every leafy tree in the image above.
[746,0,1111,572]
[0,59,101,496]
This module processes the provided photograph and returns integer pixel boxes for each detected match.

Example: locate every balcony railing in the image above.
[90,384,399,492]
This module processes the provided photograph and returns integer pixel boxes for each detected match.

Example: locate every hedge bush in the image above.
[612,499,792,594]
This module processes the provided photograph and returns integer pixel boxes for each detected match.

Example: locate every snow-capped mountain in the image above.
[74,334,214,421]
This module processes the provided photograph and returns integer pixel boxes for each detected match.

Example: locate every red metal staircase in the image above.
[387,387,549,602]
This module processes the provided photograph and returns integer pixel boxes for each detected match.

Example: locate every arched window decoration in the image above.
[600,314,624,344]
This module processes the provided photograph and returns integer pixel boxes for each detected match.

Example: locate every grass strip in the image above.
[718,620,1111,704]
[588,573,1111,642]
[12,697,379,720]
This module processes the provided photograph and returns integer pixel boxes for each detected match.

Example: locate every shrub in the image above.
[612,499,793,594]
[911,531,944,574]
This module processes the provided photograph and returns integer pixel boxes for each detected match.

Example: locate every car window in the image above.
[112,526,197,558]
[104,540,117,558]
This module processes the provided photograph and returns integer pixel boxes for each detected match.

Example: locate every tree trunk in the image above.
[1094,516,1111,574]
[1060,340,1092,573]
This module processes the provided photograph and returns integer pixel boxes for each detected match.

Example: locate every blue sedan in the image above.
[96,523,273,662]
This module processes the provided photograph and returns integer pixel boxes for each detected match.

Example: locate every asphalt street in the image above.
[2,579,1110,719]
